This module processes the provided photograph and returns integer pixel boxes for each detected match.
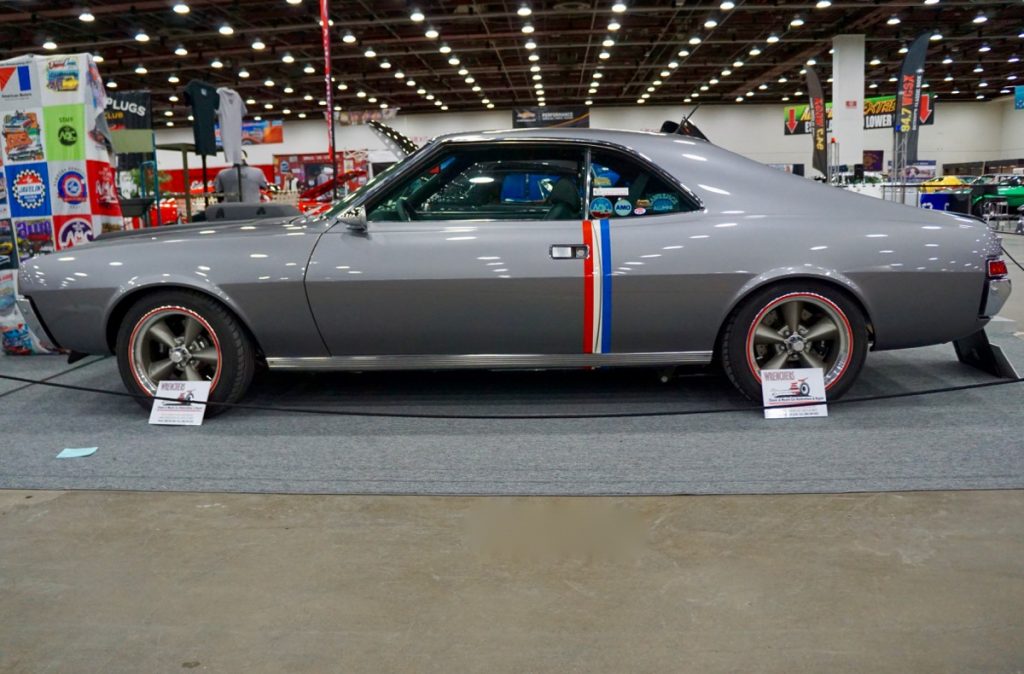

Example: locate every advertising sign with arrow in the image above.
[784,94,933,135]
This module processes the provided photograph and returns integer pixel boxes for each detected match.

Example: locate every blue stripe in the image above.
[599,219,613,353]
[17,65,31,91]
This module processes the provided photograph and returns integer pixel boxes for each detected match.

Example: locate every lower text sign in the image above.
[149,380,211,426]
[761,367,827,419]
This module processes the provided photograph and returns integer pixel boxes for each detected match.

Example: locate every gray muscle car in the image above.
[14,127,1011,411]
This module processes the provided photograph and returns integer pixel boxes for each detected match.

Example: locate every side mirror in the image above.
[339,206,367,232]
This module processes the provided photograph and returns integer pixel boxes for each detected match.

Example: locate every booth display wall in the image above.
[150,98,1020,174]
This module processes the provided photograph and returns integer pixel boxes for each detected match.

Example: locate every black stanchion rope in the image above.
[0,371,1020,420]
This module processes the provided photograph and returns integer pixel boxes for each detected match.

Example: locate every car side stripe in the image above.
[582,219,596,353]
[599,219,613,354]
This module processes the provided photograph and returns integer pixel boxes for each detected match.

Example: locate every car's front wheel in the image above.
[721,282,869,401]
[115,290,255,414]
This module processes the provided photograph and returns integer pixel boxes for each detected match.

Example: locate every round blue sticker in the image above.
[613,199,632,217]
[589,196,613,218]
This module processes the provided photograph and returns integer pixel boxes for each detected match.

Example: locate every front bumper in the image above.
[14,293,59,351]
[982,278,1011,318]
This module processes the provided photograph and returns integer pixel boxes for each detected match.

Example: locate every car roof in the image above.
[431,127,703,150]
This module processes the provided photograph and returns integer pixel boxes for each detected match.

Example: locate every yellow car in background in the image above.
[919,175,977,193]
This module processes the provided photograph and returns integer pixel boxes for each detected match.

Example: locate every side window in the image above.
[367,145,584,222]
[587,150,695,219]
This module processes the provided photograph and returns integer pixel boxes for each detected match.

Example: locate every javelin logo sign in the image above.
[582,219,613,354]
[0,64,33,100]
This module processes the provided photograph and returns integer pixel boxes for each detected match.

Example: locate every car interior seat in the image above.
[544,177,580,220]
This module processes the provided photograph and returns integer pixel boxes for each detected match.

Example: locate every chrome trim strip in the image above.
[14,294,58,351]
[983,278,1011,318]
[266,351,714,371]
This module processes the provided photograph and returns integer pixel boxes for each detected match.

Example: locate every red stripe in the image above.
[582,219,594,353]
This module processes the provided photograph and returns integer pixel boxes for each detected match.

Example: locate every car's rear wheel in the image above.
[115,290,255,414]
[721,282,868,401]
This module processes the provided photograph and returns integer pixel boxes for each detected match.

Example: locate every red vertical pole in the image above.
[319,0,338,200]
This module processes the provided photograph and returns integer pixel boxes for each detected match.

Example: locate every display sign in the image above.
[862,150,884,172]
[784,94,934,135]
[1015,86,1024,111]
[272,150,367,191]
[805,67,828,176]
[214,118,283,146]
[149,380,211,426]
[512,106,590,128]
[761,368,828,419]
[334,109,398,126]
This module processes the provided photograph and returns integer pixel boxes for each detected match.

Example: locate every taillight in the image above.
[987,259,1008,278]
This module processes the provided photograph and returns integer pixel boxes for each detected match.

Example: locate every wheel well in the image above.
[105,286,265,357]
[711,276,875,362]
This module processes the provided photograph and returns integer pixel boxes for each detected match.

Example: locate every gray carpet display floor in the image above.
[2,321,1022,496]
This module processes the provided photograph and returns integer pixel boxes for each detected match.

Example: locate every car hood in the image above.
[82,216,327,249]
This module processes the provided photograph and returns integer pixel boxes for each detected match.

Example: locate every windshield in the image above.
[317,143,431,220]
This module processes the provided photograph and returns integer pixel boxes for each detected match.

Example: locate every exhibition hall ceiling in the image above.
[2,0,1021,124]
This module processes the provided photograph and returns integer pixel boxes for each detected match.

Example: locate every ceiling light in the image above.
[777,76,787,83]
[303,63,315,74]
[304,94,313,100]
[746,91,754,97]
[646,86,655,92]
[868,82,878,89]
[805,58,815,66]
[677,49,690,57]
[530,65,541,72]
[433,100,441,106]
[758,83,767,90]
[976,94,984,99]
[522,24,534,34]
[608,19,621,31]
[211,58,224,68]
[594,72,603,78]
[815,0,831,7]
[518,4,532,17]
[92,54,104,63]
[528,53,539,62]
[106,80,117,88]
[532,74,542,81]
[734,60,744,67]
[720,1,735,9]
[585,99,593,105]
[79,9,95,21]
[284,85,294,93]
[525,39,537,49]
[699,85,708,91]
[425,26,439,38]
[973,64,984,72]
[410,8,425,21]
[364,47,376,58]
[869,56,882,66]
[534,83,543,89]
[924,0,940,4]
[219,24,234,35]
[166,121,174,127]
[42,38,58,50]
[466,76,475,83]
[942,55,953,64]
[704,17,718,28]
[766,34,780,44]
[394,71,405,79]
[930,32,942,41]
[899,46,908,54]
[282,52,295,63]
[417,88,426,94]
[238,68,250,78]
[943,74,953,81]
[449,56,461,65]
[252,38,266,50]
[1008,75,1018,80]
[888,76,897,82]
[641,93,650,99]
[424,93,433,100]
[612,2,627,12]
[264,78,275,86]
[688,36,701,45]
[599,50,611,59]
[482,97,490,104]
[134,30,149,42]
[168,74,180,83]
[1008,55,1020,63]
[588,88,597,94]
[800,68,807,75]
[721,69,732,76]
[439,43,452,54]
[749,47,762,56]
[973,12,987,24]
[173,1,190,13]
[337,82,347,90]
[790,16,804,27]
[163,110,173,117]
[458,67,469,75]
[298,112,307,118]
[602,38,615,47]
[637,98,645,104]
[486,103,495,109]
[979,43,991,53]
[472,85,481,92]
[735,96,744,102]
[709,77,719,84]
[342,31,356,44]
[660,70,670,77]
[887,15,901,25]
[668,60,679,68]
[380,60,391,69]
[135,65,148,74]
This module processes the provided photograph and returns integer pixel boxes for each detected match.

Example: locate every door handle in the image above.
[550,244,590,260]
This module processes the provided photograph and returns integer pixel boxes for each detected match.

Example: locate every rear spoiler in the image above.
[660,105,709,142]
[368,120,418,157]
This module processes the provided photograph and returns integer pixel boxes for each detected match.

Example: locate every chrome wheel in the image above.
[129,306,221,394]
[746,292,853,387]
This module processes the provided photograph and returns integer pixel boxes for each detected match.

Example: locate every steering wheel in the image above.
[395,196,414,222]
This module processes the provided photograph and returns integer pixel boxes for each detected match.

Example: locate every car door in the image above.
[304,142,590,357]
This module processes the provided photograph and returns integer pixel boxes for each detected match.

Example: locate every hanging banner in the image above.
[512,106,590,128]
[784,93,934,135]
[213,118,283,145]
[333,109,398,126]
[1014,86,1024,110]
[896,32,930,164]
[805,67,828,176]
[105,90,153,169]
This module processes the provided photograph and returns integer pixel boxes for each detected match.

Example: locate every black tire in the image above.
[720,281,869,402]
[115,290,255,415]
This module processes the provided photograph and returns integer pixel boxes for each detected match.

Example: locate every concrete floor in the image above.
[1,235,1022,672]
[1,489,1022,673]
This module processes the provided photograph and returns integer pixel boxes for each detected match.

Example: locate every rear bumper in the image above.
[14,293,59,351]
[982,278,1011,318]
